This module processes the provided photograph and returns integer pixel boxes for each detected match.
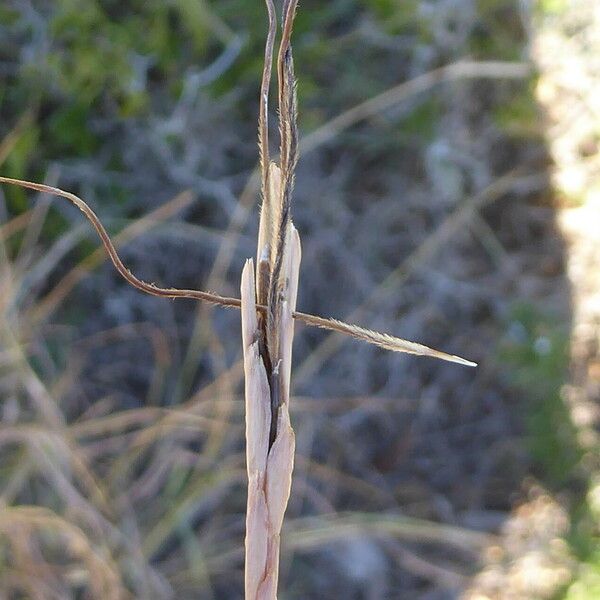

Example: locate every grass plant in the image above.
[4,3,558,599]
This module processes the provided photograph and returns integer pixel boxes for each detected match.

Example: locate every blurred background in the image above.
[0,0,599,598]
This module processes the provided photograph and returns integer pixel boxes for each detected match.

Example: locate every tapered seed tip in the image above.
[448,355,478,367]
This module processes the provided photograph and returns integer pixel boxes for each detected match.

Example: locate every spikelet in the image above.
[242,225,300,600]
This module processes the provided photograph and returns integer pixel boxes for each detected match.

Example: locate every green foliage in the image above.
[493,78,543,138]
[471,0,526,61]
[499,304,600,600]
[562,479,600,597]
[537,0,570,17]
[500,303,581,485]
[564,561,600,600]
[3,0,247,167]
[2,124,40,211]
[47,102,100,155]
[401,98,441,140]
[45,0,215,107]
[364,0,432,42]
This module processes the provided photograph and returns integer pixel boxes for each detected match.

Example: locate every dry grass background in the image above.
[0,0,597,598]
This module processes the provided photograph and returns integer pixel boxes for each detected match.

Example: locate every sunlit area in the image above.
[0,1,598,598]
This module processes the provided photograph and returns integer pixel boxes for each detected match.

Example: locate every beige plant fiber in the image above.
[241,223,301,600]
